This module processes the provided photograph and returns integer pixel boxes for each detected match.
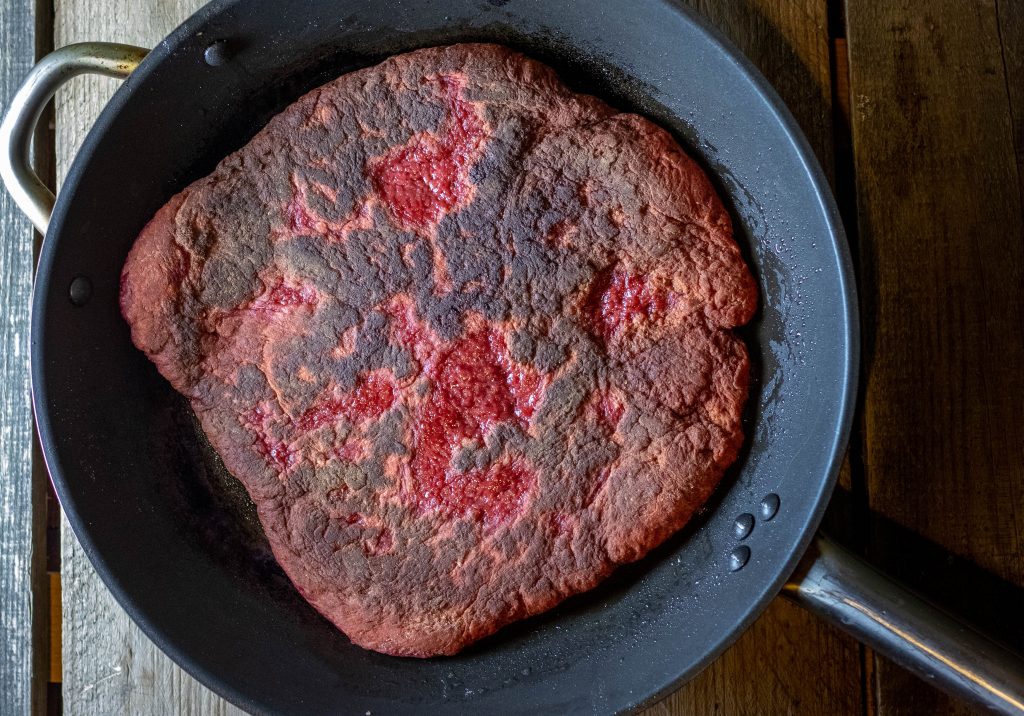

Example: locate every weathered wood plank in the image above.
[54,0,863,714]
[846,0,1024,712]
[0,0,46,712]
[996,0,1022,217]
[55,1,245,713]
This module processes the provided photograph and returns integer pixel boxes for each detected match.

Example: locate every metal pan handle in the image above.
[785,535,1024,714]
[0,42,149,234]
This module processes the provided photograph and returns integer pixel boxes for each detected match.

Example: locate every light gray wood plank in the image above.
[55,1,245,713]
[1,0,45,712]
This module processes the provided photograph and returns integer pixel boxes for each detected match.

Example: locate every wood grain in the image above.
[648,598,863,716]
[996,0,1022,213]
[52,0,864,714]
[846,0,1024,713]
[0,0,46,712]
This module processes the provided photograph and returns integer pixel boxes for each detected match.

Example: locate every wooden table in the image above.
[2,0,1021,713]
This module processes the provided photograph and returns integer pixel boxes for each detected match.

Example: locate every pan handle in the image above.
[0,42,149,235]
[784,535,1024,714]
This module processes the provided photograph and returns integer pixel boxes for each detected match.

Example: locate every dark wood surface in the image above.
[0,0,47,713]
[1,0,1021,713]
[847,0,1024,713]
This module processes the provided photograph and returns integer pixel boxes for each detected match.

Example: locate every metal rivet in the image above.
[728,545,751,572]
[69,276,92,306]
[733,513,754,540]
[204,40,230,67]
[760,493,781,521]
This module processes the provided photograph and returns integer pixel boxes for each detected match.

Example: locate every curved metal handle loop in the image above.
[785,536,1024,715]
[0,42,149,235]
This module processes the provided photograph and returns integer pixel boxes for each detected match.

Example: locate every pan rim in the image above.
[31,0,860,713]
[627,4,860,708]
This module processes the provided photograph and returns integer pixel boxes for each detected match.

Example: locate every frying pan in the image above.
[3,1,1023,713]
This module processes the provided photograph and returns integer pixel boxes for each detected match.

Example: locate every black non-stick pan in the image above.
[3,1,1023,713]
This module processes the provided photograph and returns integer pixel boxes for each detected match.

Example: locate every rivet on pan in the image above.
[69,276,92,306]
[760,493,781,521]
[733,513,754,540]
[728,545,751,572]
[204,40,231,67]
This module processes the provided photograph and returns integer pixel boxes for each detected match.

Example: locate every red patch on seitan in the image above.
[369,75,486,230]
[593,390,625,432]
[268,283,318,309]
[245,280,318,314]
[494,335,547,422]
[244,405,296,473]
[403,326,544,527]
[585,269,669,339]
[547,512,575,538]
[298,373,397,432]
[287,195,322,235]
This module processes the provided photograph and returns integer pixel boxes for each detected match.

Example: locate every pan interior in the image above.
[33,1,856,714]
